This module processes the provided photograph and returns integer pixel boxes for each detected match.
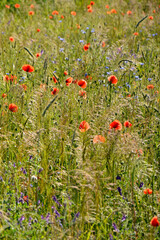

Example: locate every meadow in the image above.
[0,0,160,239]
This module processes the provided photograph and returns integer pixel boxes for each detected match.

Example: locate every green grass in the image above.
[0,0,160,239]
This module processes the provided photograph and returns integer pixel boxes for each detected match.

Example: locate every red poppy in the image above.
[22,64,34,72]
[49,15,53,19]
[105,5,109,9]
[61,15,64,19]
[53,76,58,83]
[148,16,153,20]
[64,71,68,76]
[144,188,152,194]
[79,90,87,99]
[83,44,90,51]
[150,217,160,227]
[110,120,122,130]
[124,121,132,128]
[29,11,34,15]
[15,4,20,8]
[37,28,40,32]
[90,1,95,5]
[93,135,106,144]
[147,85,154,89]
[102,41,106,47]
[153,10,156,13]
[88,7,93,13]
[20,84,27,91]
[79,121,90,132]
[71,11,76,16]
[127,10,132,15]
[5,5,10,9]
[66,77,73,86]
[51,88,59,95]
[108,75,118,85]
[23,196,28,202]
[52,10,59,15]
[78,79,87,89]
[87,5,91,9]
[111,9,117,14]
[76,24,80,29]
[30,4,34,8]
[9,103,18,112]
[9,37,14,42]
[133,32,139,36]
[2,93,7,98]
[36,53,41,58]
[127,94,131,98]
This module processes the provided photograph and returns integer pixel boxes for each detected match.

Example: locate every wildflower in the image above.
[144,188,152,194]
[88,7,93,13]
[112,223,119,232]
[23,196,28,202]
[133,32,139,36]
[139,182,144,188]
[2,93,7,98]
[87,5,91,9]
[148,16,153,20]
[36,53,41,58]
[116,176,121,180]
[53,76,58,83]
[90,1,95,5]
[153,10,156,13]
[79,90,87,99]
[105,5,109,9]
[49,15,53,19]
[147,84,154,89]
[52,10,59,15]
[71,11,76,16]
[37,28,40,32]
[20,84,27,91]
[79,121,90,132]
[9,104,18,112]
[64,71,68,76]
[76,24,80,29]
[73,212,80,222]
[29,11,34,15]
[30,4,34,8]
[22,64,34,72]
[102,41,106,47]
[110,120,122,130]
[66,77,73,86]
[83,44,90,51]
[51,88,59,95]
[9,37,14,42]
[111,9,117,14]
[78,79,87,89]
[15,4,20,8]
[107,11,111,14]
[150,217,160,227]
[127,10,132,15]
[108,75,118,85]
[61,15,64,19]
[117,187,122,196]
[5,5,10,9]
[124,121,132,128]
[93,135,106,144]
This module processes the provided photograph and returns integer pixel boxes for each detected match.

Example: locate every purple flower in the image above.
[109,234,113,240]
[112,223,119,232]
[73,212,80,222]
[139,182,144,189]
[52,196,62,207]
[116,176,121,180]
[122,215,126,222]
[117,187,122,196]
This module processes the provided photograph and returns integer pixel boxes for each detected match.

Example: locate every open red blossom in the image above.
[30,4,34,8]
[110,120,122,130]
[37,28,40,32]
[2,93,7,98]
[83,44,89,51]
[144,188,152,194]
[53,76,58,83]
[79,90,87,99]
[111,9,117,14]
[150,217,160,227]
[51,88,59,95]
[124,121,132,128]
[87,5,91,9]
[148,16,153,20]
[93,135,106,144]
[90,1,95,5]
[49,15,53,19]
[22,64,34,72]
[71,11,76,16]
[5,5,10,9]
[52,10,59,15]
[78,79,87,89]
[127,10,132,15]
[9,37,14,42]
[102,41,106,47]
[9,103,18,112]
[79,121,90,132]
[29,11,34,15]
[105,5,109,9]
[15,4,20,8]
[64,71,68,76]
[66,77,73,86]
[36,53,41,58]
[147,84,154,89]
[134,32,139,36]
[61,15,64,19]
[108,75,118,85]
[20,84,27,91]
[88,7,93,12]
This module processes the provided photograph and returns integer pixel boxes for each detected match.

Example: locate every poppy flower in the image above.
[147,84,154,89]
[121,12,125,16]
[150,217,159,227]
[15,4,20,8]
[2,93,7,98]
[83,44,89,51]
[22,64,34,72]
[79,90,87,99]
[79,121,90,132]
[71,11,76,16]
[148,16,153,20]
[110,120,122,130]
[51,88,59,95]
[133,32,139,36]
[66,77,73,86]
[127,10,132,15]
[61,15,64,19]
[9,103,18,112]
[5,5,10,9]
[127,94,131,97]
[124,121,132,128]
[90,1,95,5]
[102,41,106,47]
[49,15,53,19]
[153,10,156,13]
[111,9,117,14]
[87,5,91,9]
[23,196,28,202]
[37,28,40,32]
[144,188,152,194]
[107,11,111,14]
[108,75,118,85]
[30,4,34,8]
[36,53,41,58]
[9,37,14,42]
[53,76,58,83]
[29,11,34,15]
[78,79,87,89]
[52,10,59,15]
[93,135,106,144]
[88,7,93,13]
[76,24,80,29]
[20,84,27,91]
[64,71,68,76]
[105,5,109,9]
